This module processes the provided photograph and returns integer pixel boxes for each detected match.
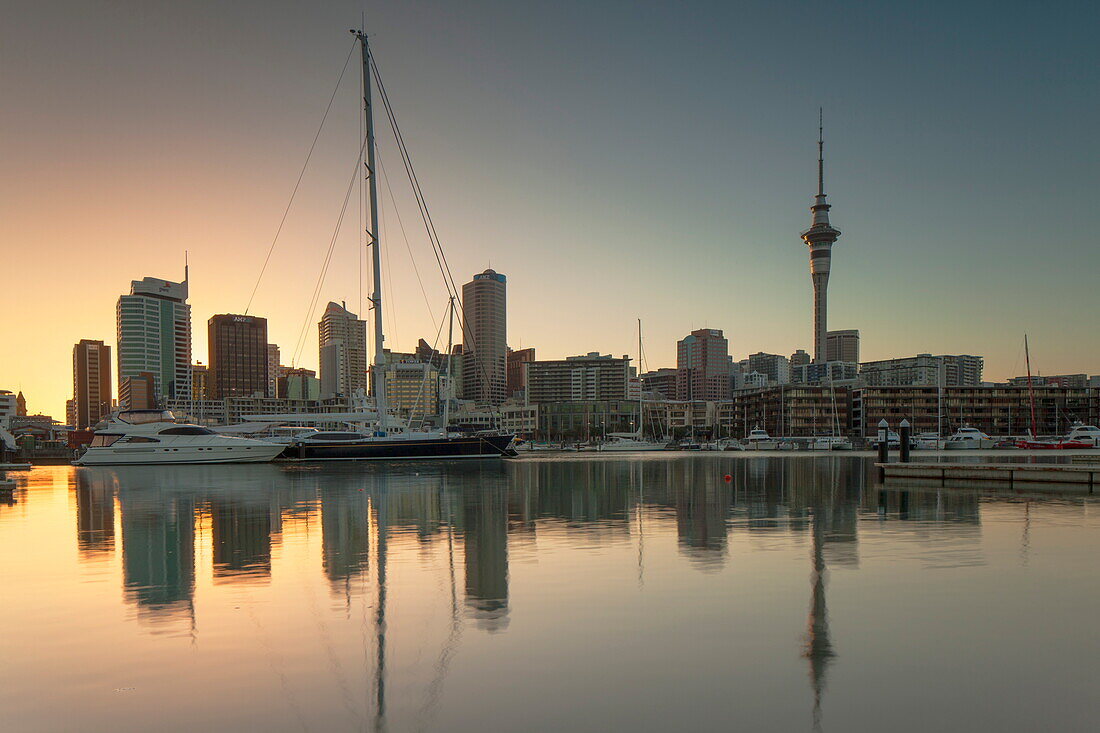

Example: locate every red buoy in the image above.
[723,474,732,483]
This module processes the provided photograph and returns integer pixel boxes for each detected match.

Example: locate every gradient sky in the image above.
[2,0,1098,419]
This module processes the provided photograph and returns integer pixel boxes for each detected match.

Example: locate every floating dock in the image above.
[878,461,1100,493]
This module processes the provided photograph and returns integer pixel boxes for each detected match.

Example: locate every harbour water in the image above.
[1,456,1098,732]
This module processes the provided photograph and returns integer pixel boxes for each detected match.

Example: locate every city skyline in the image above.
[3,1,1099,419]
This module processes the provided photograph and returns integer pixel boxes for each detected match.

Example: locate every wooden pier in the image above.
[878,461,1100,493]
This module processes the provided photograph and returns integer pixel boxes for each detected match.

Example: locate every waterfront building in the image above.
[266,344,280,397]
[0,390,18,427]
[166,394,361,427]
[790,349,812,368]
[116,273,191,402]
[119,372,156,410]
[860,354,983,387]
[536,400,641,440]
[1007,373,1088,389]
[719,386,852,438]
[72,339,111,429]
[500,400,537,437]
[746,352,791,386]
[526,353,632,405]
[191,363,210,400]
[16,392,26,417]
[208,314,269,399]
[667,401,717,435]
[66,399,77,428]
[318,301,368,399]
[507,348,535,398]
[461,269,508,406]
[800,113,842,364]
[826,330,860,364]
[641,368,679,399]
[276,368,320,400]
[792,361,859,386]
[850,385,1097,437]
[677,329,731,400]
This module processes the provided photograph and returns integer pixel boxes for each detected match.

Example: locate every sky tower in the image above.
[801,110,841,364]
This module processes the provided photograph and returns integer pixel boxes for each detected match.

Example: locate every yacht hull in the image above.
[282,434,516,461]
[75,444,285,466]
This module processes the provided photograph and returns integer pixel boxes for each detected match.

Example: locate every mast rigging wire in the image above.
[369,50,498,402]
[245,38,357,315]
[290,135,368,367]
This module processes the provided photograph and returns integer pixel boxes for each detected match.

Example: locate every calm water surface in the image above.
[1,456,1098,732]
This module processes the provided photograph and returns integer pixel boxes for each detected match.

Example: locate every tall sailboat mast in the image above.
[1024,334,1038,437]
[355,30,388,431]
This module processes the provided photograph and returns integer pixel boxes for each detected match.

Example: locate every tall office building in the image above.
[507,348,535,397]
[318,301,368,399]
[191,363,210,400]
[800,112,842,364]
[747,352,791,386]
[72,339,111,429]
[207,314,269,399]
[116,273,191,402]
[266,344,280,397]
[461,269,507,406]
[676,329,731,400]
[119,372,156,410]
[826,330,860,364]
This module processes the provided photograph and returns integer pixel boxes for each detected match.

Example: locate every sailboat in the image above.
[1011,335,1091,450]
[284,31,515,462]
[599,320,669,452]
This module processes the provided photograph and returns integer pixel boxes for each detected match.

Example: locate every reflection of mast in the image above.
[804,503,835,732]
[636,461,645,587]
[373,490,388,733]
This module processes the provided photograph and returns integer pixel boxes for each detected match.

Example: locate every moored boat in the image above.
[74,410,285,466]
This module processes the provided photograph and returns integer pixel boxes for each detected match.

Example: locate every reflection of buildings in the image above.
[319,482,371,586]
[209,498,272,580]
[74,471,115,556]
[118,489,196,620]
[462,483,510,631]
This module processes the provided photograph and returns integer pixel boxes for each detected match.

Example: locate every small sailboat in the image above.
[600,320,669,452]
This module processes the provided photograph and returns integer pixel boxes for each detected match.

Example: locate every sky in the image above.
[2,0,1098,419]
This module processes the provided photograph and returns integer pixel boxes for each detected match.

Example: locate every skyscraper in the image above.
[318,301,368,399]
[461,269,507,406]
[506,348,535,398]
[72,339,111,429]
[676,329,731,400]
[116,272,191,402]
[826,329,860,364]
[800,111,841,364]
[207,314,269,399]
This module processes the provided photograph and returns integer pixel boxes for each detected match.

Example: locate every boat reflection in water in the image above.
[60,453,1003,726]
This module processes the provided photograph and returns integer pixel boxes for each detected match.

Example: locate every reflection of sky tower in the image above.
[800,110,841,364]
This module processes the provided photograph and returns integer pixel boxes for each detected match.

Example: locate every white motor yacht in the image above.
[943,426,994,450]
[1062,422,1100,447]
[745,427,779,450]
[74,410,286,466]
